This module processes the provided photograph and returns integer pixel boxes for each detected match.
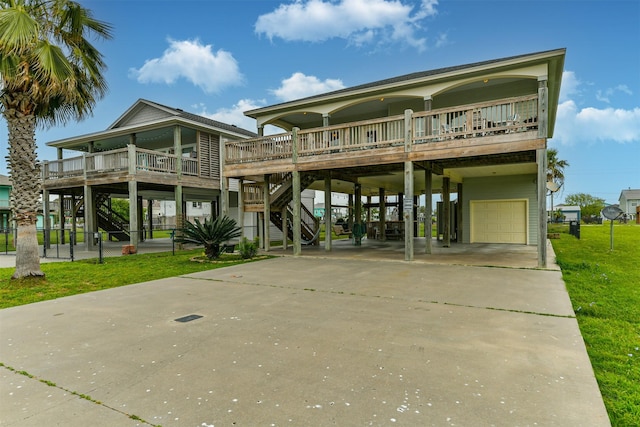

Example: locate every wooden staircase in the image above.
[244,172,320,245]
[71,194,131,241]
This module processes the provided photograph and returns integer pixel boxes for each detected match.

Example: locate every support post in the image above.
[292,170,301,256]
[83,185,94,250]
[128,181,139,248]
[59,193,66,245]
[282,206,288,250]
[292,128,301,255]
[456,183,463,243]
[404,162,414,261]
[238,179,245,237]
[42,190,50,249]
[537,148,547,267]
[324,176,332,251]
[425,165,432,254]
[175,184,183,231]
[263,174,271,252]
[443,177,450,248]
[380,188,386,241]
[404,109,414,261]
[147,199,154,239]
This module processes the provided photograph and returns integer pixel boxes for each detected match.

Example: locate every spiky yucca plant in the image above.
[174,216,242,259]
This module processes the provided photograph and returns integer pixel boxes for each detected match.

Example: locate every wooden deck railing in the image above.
[43,146,201,181]
[225,95,539,165]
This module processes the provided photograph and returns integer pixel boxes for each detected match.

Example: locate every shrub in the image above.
[174,216,241,259]
[238,237,260,259]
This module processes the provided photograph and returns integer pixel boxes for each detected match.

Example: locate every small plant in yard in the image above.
[238,237,260,259]
[174,216,241,259]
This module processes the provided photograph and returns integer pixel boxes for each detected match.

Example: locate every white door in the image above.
[471,200,527,244]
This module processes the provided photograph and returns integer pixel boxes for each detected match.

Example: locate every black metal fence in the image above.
[0,227,183,264]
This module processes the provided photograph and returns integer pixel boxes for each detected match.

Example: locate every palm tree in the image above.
[546,148,569,217]
[174,216,242,260]
[0,1,112,279]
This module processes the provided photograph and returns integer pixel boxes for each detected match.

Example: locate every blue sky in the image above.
[1,0,638,205]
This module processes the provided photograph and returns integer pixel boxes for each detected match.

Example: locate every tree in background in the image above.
[565,193,606,221]
[0,0,112,279]
[547,148,569,215]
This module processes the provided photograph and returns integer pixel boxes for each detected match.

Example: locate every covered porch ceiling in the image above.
[304,151,537,196]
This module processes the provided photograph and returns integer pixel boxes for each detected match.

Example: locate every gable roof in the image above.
[47,99,256,150]
[619,189,640,200]
[110,99,256,137]
[246,48,565,114]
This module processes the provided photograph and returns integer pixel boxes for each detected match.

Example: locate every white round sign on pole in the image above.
[601,205,624,251]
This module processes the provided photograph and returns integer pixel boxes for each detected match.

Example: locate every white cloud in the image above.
[596,84,633,104]
[130,39,243,93]
[271,72,345,101]
[559,71,581,103]
[196,99,282,135]
[554,100,640,145]
[554,71,640,145]
[255,0,438,52]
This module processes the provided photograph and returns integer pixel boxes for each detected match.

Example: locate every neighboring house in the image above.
[41,99,258,245]
[0,174,54,230]
[552,205,581,223]
[0,174,10,229]
[225,48,566,266]
[619,189,640,221]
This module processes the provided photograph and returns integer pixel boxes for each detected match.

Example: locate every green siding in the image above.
[462,174,538,245]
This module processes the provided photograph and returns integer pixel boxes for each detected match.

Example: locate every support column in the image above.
[380,188,386,241]
[71,195,78,245]
[263,174,271,252]
[443,177,451,248]
[425,165,432,254]
[220,177,230,217]
[175,185,184,230]
[147,200,154,239]
[128,181,139,248]
[59,193,66,245]
[292,128,301,256]
[43,189,50,249]
[347,194,354,232]
[137,196,144,242]
[404,162,414,261]
[324,176,332,251]
[281,206,288,250]
[403,109,414,261]
[292,170,301,256]
[83,185,94,250]
[238,179,245,238]
[537,148,548,267]
[354,183,362,245]
[456,183,463,243]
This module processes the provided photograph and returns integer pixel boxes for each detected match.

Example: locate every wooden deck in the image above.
[42,145,218,190]
[224,95,542,177]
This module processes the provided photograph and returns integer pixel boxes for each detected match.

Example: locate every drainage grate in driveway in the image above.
[174,314,203,323]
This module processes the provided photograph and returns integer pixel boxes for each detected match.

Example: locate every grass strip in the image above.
[550,224,639,426]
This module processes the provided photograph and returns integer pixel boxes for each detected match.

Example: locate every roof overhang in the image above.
[245,49,566,137]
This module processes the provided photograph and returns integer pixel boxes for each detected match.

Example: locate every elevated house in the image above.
[619,188,640,222]
[41,99,257,247]
[224,49,566,267]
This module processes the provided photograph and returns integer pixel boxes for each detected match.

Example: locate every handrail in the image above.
[225,95,539,165]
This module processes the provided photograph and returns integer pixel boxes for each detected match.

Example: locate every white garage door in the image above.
[471,200,527,244]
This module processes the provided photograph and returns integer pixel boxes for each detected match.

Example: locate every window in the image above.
[192,202,202,208]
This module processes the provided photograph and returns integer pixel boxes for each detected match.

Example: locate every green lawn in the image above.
[0,249,267,309]
[549,223,639,426]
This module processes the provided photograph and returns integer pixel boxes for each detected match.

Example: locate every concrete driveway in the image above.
[0,256,609,426]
